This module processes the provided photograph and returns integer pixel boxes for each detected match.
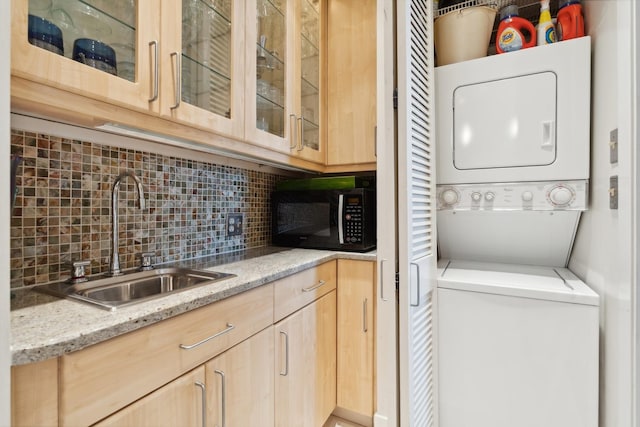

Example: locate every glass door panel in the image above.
[299,0,320,151]
[181,0,232,118]
[29,0,137,82]
[256,0,286,138]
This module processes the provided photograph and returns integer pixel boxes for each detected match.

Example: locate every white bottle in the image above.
[537,0,556,45]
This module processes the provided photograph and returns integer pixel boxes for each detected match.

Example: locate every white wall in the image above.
[568,1,636,426]
[1,0,10,424]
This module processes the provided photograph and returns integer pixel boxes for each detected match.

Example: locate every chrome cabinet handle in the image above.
[279,331,289,376]
[214,370,226,427]
[297,116,304,151]
[363,298,368,333]
[289,114,297,149]
[410,262,420,307]
[302,280,326,292]
[148,40,158,102]
[170,51,181,109]
[374,125,377,157]
[179,323,235,350]
[194,381,206,427]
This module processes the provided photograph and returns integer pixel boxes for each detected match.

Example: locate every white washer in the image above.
[437,259,599,427]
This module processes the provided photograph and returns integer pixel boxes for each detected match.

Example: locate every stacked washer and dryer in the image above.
[435,37,599,427]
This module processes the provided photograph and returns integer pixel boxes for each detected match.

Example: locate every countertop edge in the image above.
[11,249,376,365]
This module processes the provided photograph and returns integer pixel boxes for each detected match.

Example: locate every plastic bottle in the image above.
[557,0,585,41]
[537,0,556,45]
[496,5,536,54]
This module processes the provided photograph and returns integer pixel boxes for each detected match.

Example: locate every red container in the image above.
[557,0,585,41]
[496,5,536,54]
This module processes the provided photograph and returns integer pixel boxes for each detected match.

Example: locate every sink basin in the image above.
[35,267,236,310]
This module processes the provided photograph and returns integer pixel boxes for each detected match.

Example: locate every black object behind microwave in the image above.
[272,188,376,252]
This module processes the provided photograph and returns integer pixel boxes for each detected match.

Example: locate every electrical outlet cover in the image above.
[227,214,243,236]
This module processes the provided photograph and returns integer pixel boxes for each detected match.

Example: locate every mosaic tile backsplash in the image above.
[10,130,287,288]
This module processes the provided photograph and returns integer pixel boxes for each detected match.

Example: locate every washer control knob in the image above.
[522,191,534,202]
[484,192,495,202]
[471,192,482,202]
[548,186,574,207]
[441,189,459,206]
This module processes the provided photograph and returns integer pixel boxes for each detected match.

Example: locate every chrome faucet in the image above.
[109,171,146,276]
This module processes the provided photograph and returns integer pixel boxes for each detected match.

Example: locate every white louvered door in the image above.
[397,1,437,426]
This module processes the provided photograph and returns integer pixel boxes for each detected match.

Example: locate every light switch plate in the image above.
[227,214,243,236]
[610,128,618,164]
[609,176,618,210]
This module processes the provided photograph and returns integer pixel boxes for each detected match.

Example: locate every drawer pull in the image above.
[195,381,206,427]
[302,280,326,293]
[179,323,235,350]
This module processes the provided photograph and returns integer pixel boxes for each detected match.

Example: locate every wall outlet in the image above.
[227,214,243,236]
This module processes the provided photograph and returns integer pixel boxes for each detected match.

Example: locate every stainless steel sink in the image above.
[35,267,235,310]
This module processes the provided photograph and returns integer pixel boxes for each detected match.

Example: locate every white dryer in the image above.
[437,259,599,427]
[435,37,591,267]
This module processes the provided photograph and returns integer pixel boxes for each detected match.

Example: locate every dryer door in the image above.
[453,72,557,170]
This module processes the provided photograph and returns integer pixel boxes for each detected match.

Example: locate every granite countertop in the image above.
[10,247,376,366]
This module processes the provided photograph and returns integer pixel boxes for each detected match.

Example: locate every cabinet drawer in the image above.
[274,260,337,322]
[59,283,273,426]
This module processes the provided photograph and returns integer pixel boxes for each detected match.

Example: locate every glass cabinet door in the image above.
[255,0,287,139]
[13,0,160,112]
[161,0,244,139]
[245,0,292,153]
[296,0,322,161]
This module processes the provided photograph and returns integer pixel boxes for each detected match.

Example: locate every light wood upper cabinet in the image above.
[205,326,275,427]
[245,0,325,164]
[94,367,206,427]
[337,259,376,421]
[327,0,377,168]
[11,0,378,170]
[160,0,245,139]
[13,0,161,114]
[275,290,337,427]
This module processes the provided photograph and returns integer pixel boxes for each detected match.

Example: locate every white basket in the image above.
[434,5,497,66]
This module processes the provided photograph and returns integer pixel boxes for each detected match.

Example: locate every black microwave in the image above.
[271,188,376,252]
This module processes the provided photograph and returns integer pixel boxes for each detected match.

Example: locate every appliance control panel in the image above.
[343,195,364,243]
[436,180,588,211]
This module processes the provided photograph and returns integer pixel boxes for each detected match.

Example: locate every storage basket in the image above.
[435,6,497,66]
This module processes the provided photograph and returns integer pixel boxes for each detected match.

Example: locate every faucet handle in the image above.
[139,252,155,271]
[69,260,91,284]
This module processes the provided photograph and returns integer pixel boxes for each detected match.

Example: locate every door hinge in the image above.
[393,88,398,110]
[395,272,400,291]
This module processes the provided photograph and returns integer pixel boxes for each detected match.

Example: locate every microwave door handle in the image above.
[338,194,345,244]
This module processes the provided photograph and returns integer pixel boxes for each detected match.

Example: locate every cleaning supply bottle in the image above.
[496,5,536,54]
[557,0,585,41]
[537,0,556,45]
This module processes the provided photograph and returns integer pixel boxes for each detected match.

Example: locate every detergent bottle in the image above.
[496,5,536,53]
[557,0,585,41]
[537,0,556,45]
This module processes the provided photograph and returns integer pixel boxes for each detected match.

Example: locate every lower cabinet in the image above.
[275,291,337,427]
[10,260,377,426]
[94,367,206,427]
[336,259,376,421]
[205,326,275,427]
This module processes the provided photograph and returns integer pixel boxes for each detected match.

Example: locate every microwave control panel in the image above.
[343,195,364,243]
